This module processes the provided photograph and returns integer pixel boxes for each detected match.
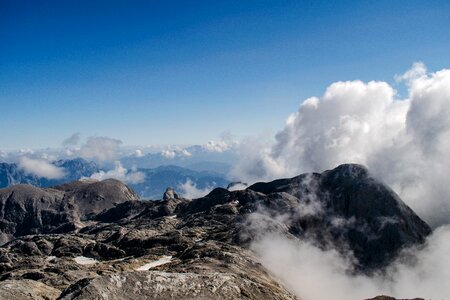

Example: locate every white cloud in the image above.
[62,132,81,147]
[395,61,427,83]
[180,149,192,157]
[203,133,239,153]
[88,161,145,184]
[18,156,66,179]
[227,182,248,191]
[78,136,122,162]
[232,63,450,228]
[203,140,230,152]
[161,149,176,159]
[134,149,144,157]
[0,150,7,160]
[178,178,213,199]
[160,148,192,159]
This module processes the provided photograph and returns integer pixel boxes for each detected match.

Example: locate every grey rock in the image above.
[0,164,432,299]
[162,187,179,200]
[0,179,138,244]
[0,279,60,300]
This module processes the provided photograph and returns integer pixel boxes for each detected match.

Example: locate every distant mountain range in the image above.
[120,145,237,175]
[133,165,229,199]
[0,158,230,199]
[0,158,99,188]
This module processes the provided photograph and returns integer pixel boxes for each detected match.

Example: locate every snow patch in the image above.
[136,256,172,271]
[74,256,98,265]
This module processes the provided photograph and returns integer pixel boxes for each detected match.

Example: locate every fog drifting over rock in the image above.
[251,225,450,300]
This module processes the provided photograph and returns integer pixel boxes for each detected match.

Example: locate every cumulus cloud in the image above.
[78,136,122,162]
[203,140,230,152]
[134,149,144,157]
[161,149,176,159]
[232,63,450,228]
[160,148,192,159]
[62,132,80,147]
[203,133,239,153]
[18,157,66,179]
[178,178,213,199]
[180,149,192,157]
[88,161,145,184]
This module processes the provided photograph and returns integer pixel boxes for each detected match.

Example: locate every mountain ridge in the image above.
[0,163,430,299]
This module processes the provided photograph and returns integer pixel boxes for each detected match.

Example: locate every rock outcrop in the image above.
[247,164,431,270]
[0,179,138,245]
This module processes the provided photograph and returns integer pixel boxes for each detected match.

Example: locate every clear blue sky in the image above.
[1,0,449,150]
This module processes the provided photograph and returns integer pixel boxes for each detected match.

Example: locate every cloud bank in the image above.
[18,157,66,179]
[232,62,450,227]
[160,148,192,159]
[88,161,145,184]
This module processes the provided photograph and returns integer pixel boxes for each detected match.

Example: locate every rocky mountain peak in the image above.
[162,187,180,200]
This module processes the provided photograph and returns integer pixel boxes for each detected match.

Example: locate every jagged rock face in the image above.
[0,163,43,188]
[0,179,138,245]
[247,164,431,270]
[52,158,99,182]
[162,187,180,201]
[58,271,295,300]
[53,179,139,219]
[0,185,70,245]
[0,164,430,299]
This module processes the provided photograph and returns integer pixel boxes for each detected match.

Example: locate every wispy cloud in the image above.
[61,132,81,147]
[18,156,66,179]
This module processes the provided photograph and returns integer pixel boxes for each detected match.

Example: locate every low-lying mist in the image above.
[251,225,450,299]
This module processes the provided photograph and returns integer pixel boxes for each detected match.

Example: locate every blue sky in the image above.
[1,0,449,150]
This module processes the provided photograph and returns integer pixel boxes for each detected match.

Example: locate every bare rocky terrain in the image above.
[0,164,430,299]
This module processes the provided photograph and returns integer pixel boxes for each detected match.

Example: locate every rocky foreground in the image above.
[0,164,429,299]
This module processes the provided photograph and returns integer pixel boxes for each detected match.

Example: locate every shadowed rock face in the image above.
[0,164,430,299]
[247,164,431,270]
[53,178,139,219]
[0,179,138,244]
